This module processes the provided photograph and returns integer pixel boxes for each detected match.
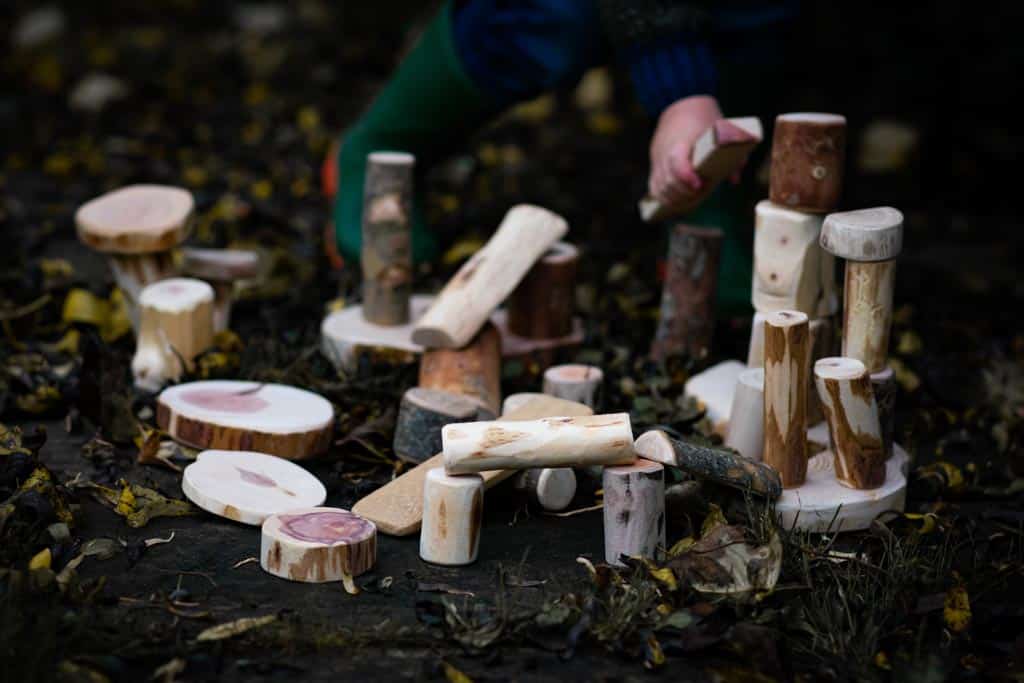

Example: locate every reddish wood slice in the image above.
[262,507,377,582]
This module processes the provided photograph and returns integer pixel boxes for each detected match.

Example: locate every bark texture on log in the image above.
[725,368,765,461]
[393,388,481,464]
[261,507,377,582]
[763,310,810,488]
[769,113,846,213]
[842,259,896,374]
[132,278,215,392]
[418,322,502,418]
[508,241,578,339]
[814,357,886,489]
[512,467,577,511]
[603,460,666,566]
[420,469,483,566]
[751,201,824,315]
[362,152,414,325]
[871,366,897,459]
[542,363,603,409]
[634,429,782,499]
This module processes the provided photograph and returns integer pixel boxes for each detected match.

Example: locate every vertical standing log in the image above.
[418,322,502,418]
[769,113,847,213]
[725,368,765,461]
[542,364,603,409]
[131,278,215,392]
[870,366,897,459]
[603,460,665,566]
[362,151,414,326]
[508,242,578,340]
[814,357,886,489]
[650,224,723,360]
[419,469,484,566]
[763,310,810,488]
[807,317,835,425]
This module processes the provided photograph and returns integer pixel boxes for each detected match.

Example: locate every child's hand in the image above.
[647,95,724,209]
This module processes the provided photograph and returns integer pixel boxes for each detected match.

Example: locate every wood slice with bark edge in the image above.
[634,429,782,499]
[157,380,334,460]
[602,460,666,566]
[871,366,897,459]
[724,368,765,461]
[763,310,810,488]
[420,469,483,566]
[819,207,904,262]
[512,467,577,511]
[180,247,260,332]
[418,322,502,418]
[393,388,481,464]
[769,113,846,213]
[362,151,414,325]
[650,224,723,360]
[443,413,635,475]
[507,241,578,339]
[132,278,215,392]
[320,294,434,372]
[751,201,824,315]
[814,357,886,489]
[261,507,377,583]
[181,450,327,525]
[684,360,746,436]
[351,395,593,536]
[412,204,568,349]
[542,364,603,409]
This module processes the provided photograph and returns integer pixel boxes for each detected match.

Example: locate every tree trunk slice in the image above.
[763,310,811,488]
[814,357,886,489]
[393,388,481,464]
[871,366,897,459]
[418,322,502,418]
[351,395,593,536]
[320,294,434,372]
[684,360,746,436]
[412,204,568,349]
[157,380,334,460]
[420,469,484,566]
[512,467,577,511]
[603,460,666,566]
[751,201,824,315]
[842,259,896,374]
[819,207,904,262]
[75,184,194,254]
[724,368,765,461]
[650,224,723,360]
[507,241,578,339]
[132,278,215,392]
[634,429,782,499]
[769,113,846,213]
[362,151,414,326]
[443,413,634,474]
[182,450,327,525]
[181,248,260,333]
[542,363,603,409]
[261,507,376,582]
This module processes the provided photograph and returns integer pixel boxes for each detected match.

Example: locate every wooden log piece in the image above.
[542,364,603,409]
[512,467,577,511]
[751,201,824,315]
[814,357,886,489]
[352,395,593,536]
[871,366,897,459]
[769,113,847,213]
[393,388,481,464]
[443,413,635,475]
[684,360,746,436]
[763,310,810,488]
[181,449,327,525]
[412,204,568,348]
[420,469,483,566]
[650,224,724,360]
[724,368,765,461]
[321,294,433,372]
[180,247,260,332]
[634,429,782,499]
[602,460,666,565]
[261,507,377,583]
[157,380,335,460]
[418,322,502,418]
[507,241,578,339]
[132,278,215,392]
[362,151,414,326]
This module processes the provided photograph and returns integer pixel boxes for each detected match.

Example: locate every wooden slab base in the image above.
[684,360,746,435]
[261,507,377,582]
[320,294,435,371]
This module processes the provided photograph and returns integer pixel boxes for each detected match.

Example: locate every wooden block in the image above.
[418,322,502,418]
[157,380,334,460]
[132,278,215,392]
[362,151,414,326]
[650,225,723,360]
[751,201,824,315]
[350,395,593,536]
[261,507,376,582]
[507,241,578,340]
[683,360,746,436]
[420,469,483,566]
[180,247,260,332]
[871,366,897,459]
[814,357,885,489]
[321,294,433,372]
[602,460,665,566]
[443,413,635,474]
[512,467,577,511]
[182,449,326,525]
[769,113,846,213]
[542,363,603,409]
[763,310,810,488]
[724,368,765,461]
[393,388,481,464]
[412,204,568,349]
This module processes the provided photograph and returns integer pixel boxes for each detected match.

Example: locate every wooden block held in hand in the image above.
[814,357,886,489]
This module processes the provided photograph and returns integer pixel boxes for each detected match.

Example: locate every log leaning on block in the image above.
[769,113,846,213]
[412,204,568,349]
[392,388,481,464]
[418,322,502,418]
[763,310,811,488]
[132,278,215,392]
[443,413,635,474]
[362,151,414,325]
[420,469,484,566]
[603,460,665,566]
[261,507,377,583]
[507,241,578,340]
[814,357,886,490]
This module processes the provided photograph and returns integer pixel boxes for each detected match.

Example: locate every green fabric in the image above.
[333,2,498,263]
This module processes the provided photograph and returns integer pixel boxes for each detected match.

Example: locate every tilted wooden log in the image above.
[261,507,377,582]
[418,322,502,418]
[763,310,811,488]
[443,413,635,474]
[393,388,481,464]
[180,247,260,332]
[603,460,665,566]
[412,204,568,348]
[751,201,824,315]
[132,278,215,392]
[362,151,414,325]
[724,368,765,461]
[507,241,578,340]
[650,224,723,360]
[542,363,603,409]
[512,467,577,511]
[634,429,782,499]
[814,357,886,489]
[871,366,897,459]
[420,469,484,566]
[769,113,846,213]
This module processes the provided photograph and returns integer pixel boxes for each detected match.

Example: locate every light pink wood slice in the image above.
[76,184,194,254]
[261,507,377,582]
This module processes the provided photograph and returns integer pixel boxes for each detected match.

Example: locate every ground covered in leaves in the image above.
[2,2,1024,681]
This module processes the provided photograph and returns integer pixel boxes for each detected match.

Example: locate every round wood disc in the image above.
[182,450,327,525]
[181,247,260,281]
[76,184,193,254]
[157,380,334,460]
[320,294,435,371]
[261,507,377,582]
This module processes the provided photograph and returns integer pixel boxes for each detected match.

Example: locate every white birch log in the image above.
[420,469,484,566]
[393,388,482,464]
[814,357,886,489]
[412,204,568,348]
[261,507,377,582]
[132,278,215,392]
[512,467,577,511]
[180,247,260,332]
[603,460,665,566]
[763,310,810,488]
[542,364,603,409]
[724,368,765,461]
[751,200,824,315]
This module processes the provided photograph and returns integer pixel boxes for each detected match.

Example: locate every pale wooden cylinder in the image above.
[507,241,578,339]
[419,469,483,566]
[261,507,376,582]
[362,152,414,326]
[871,366,897,459]
[109,252,179,332]
[542,364,603,409]
[751,201,824,315]
[814,357,886,489]
[725,368,765,461]
[807,317,836,425]
[512,467,577,511]
[602,460,665,566]
[842,260,896,374]
[132,278,215,392]
[769,113,846,213]
[763,310,810,488]
[418,322,502,418]
[747,311,768,368]
[393,388,481,464]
